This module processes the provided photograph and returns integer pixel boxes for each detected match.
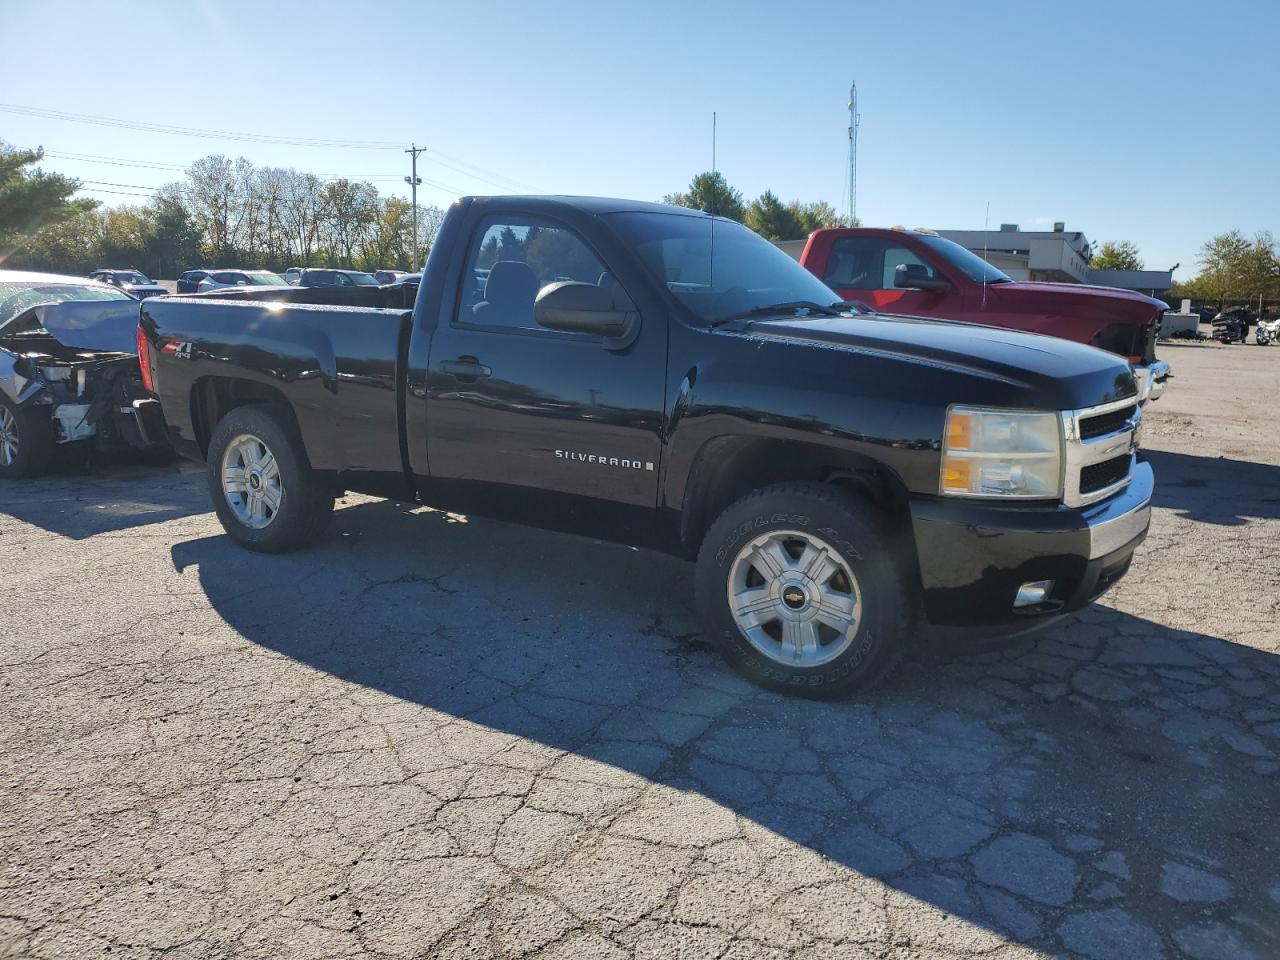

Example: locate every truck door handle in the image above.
[440,356,491,380]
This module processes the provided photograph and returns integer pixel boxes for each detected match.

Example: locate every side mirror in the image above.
[894,262,950,292]
[535,281,639,349]
[236,280,248,286]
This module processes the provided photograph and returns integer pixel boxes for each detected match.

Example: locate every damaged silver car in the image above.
[0,270,166,479]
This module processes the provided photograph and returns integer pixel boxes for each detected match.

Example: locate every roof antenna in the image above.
[981,200,990,312]
[709,110,717,293]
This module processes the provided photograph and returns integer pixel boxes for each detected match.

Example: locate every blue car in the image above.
[176,269,211,294]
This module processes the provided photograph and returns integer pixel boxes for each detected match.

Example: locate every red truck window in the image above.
[823,237,935,291]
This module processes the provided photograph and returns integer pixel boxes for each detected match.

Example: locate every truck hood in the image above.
[746,313,1138,407]
[987,280,1167,317]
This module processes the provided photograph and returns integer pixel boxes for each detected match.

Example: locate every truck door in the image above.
[820,235,947,317]
[423,213,666,511]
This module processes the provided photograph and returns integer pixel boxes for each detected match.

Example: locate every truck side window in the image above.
[458,216,611,332]
[880,246,932,288]
[824,237,935,290]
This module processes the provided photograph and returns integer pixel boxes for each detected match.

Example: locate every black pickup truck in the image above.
[139,196,1153,696]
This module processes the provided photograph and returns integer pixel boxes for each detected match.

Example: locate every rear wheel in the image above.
[0,395,54,480]
[695,482,913,697]
[206,403,334,552]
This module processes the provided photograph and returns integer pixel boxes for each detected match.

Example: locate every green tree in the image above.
[97,207,148,268]
[5,207,103,274]
[788,200,850,233]
[663,172,746,222]
[477,234,501,270]
[1196,230,1253,306]
[0,142,97,261]
[144,199,202,277]
[498,226,523,261]
[744,190,801,241]
[1090,240,1144,271]
[1239,231,1280,307]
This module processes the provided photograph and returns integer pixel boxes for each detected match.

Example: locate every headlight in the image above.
[940,406,1063,499]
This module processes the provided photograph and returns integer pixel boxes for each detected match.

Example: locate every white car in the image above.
[0,270,165,478]
[197,269,289,292]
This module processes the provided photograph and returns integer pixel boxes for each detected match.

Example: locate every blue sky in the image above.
[2,0,1275,276]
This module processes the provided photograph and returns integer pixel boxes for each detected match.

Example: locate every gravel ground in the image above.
[2,341,1278,960]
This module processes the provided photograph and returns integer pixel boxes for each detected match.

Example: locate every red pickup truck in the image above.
[795,227,1170,401]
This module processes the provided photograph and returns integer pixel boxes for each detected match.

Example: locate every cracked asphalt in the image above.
[2,342,1278,960]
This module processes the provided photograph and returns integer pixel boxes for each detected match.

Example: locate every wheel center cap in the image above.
[782,586,808,609]
[248,472,262,490]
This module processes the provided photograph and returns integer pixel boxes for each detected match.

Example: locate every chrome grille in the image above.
[1080,454,1132,494]
[1061,397,1140,507]
[1079,404,1137,440]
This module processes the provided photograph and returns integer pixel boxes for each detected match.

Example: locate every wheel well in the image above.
[681,437,915,557]
[190,376,296,456]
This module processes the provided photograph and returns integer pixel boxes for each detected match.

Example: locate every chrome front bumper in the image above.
[1085,459,1153,559]
[1135,360,1171,402]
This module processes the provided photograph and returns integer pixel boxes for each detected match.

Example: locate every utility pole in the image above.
[404,143,426,267]
[847,82,860,225]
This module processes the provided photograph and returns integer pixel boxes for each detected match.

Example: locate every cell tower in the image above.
[847,81,860,225]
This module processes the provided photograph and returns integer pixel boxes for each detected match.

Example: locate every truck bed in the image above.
[140,298,414,490]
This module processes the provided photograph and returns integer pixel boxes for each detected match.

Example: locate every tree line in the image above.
[5,141,1276,306]
[2,142,444,278]
[1090,233,1279,310]
[1174,230,1279,311]
[662,171,853,239]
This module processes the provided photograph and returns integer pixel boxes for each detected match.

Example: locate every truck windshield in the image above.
[913,234,1013,284]
[605,211,845,324]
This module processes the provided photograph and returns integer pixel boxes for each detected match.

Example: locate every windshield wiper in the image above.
[710,300,860,327]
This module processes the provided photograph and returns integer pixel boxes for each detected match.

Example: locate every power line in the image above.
[1,102,402,149]
[10,101,534,189]
[45,150,188,171]
[80,179,161,191]
[80,187,158,198]
[42,150,476,196]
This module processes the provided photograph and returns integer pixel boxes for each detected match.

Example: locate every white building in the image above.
[937,223,1173,297]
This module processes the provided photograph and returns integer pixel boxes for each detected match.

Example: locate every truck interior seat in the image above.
[472,260,537,326]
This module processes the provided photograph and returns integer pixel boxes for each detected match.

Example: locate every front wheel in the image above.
[205,403,334,553]
[695,482,913,697]
[0,395,54,480]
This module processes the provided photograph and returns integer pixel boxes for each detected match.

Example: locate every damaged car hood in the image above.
[0,298,144,355]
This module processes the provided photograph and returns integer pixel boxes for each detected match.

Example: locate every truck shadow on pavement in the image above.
[170,502,1280,957]
[0,456,204,540]
[1145,449,1280,525]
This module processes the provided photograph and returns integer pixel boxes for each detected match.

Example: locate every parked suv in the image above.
[176,270,211,294]
[196,270,289,292]
[297,268,379,288]
[88,269,168,299]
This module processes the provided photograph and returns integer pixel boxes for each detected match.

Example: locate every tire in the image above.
[0,395,55,480]
[695,481,913,698]
[205,403,334,553]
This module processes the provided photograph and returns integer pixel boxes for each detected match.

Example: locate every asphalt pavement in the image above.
[2,341,1277,959]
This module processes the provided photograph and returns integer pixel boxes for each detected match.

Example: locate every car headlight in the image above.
[940,406,1063,499]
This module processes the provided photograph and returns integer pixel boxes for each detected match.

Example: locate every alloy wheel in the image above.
[220,433,283,529]
[726,529,863,667]
[0,406,18,467]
